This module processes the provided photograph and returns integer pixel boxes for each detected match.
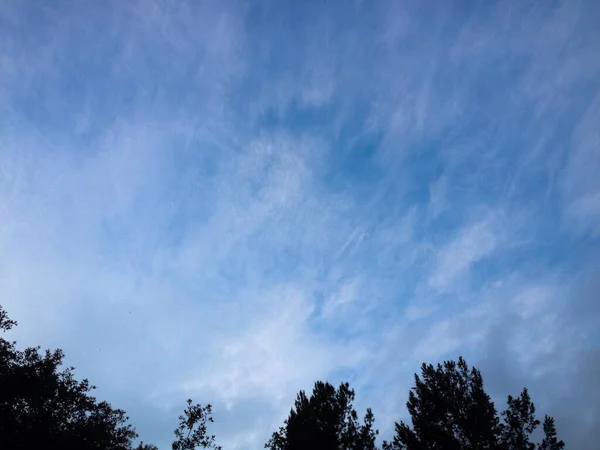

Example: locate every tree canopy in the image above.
[265,381,378,450]
[382,357,565,450]
[0,305,219,450]
[1,305,565,450]
[1,305,138,449]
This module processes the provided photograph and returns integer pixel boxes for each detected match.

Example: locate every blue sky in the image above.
[1,0,599,448]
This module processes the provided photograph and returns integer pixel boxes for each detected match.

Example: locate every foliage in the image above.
[265,381,378,450]
[1,304,223,450]
[1,305,566,450]
[382,357,564,450]
[135,443,159,450]
[538,416,565,450]
[0,305,137,450]
[172,399,221,450]
[382,357,500,450]
[500,388,539,450]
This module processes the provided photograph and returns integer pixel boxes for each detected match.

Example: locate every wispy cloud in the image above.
[1,0,599,449]
[428,216,501,293]
[562,93,600,236]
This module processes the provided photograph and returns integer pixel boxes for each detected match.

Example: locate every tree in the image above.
[500,388,539,450]
[384,357,563,450]
[538,416,564,450]
[172,399,221,450]
[1,305,137,450]
[1,304,224,450]
[383,357,500,450]
[134,442,159,450]
[266,381,378,450]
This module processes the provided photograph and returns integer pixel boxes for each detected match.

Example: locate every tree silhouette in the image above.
[383,357,500,450]
[538,416,564,450]
[3,305,567,450]
[172,399,221,450]
[383,357,564,450]
[266,381,378,450]
[500,388,539,450]
[1,305,138,450]
[1,304,224,450]
[135,443,159,450]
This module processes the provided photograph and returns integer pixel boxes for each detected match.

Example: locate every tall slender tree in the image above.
[537,416,564,450]
[500,388,540,450]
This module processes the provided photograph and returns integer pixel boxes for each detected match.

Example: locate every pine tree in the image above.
[384,358,564,450]
[500,388,540,450]
[537,416,564,450]
[266,381,378,450]
[383,357,501,450]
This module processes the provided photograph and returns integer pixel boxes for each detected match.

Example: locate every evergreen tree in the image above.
[384,358,564,450]
[266,381,378,450]
[537,416,564,450]
[500,388,540,450]
[383,357,500,450]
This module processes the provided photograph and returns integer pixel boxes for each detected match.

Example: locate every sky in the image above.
[1,0,599,448]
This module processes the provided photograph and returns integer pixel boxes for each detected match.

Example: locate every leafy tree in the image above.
[3,304,568,450]
[383,357,563,450]
[1,305,138,449]
[266,381,378,450]
[172,399,221,450]
[1,304,224,450]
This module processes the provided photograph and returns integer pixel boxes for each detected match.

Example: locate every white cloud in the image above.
[321,276,361,318]
[562,93,600,235]
[1,0,599,448]
[429,217,501,293]
[181,286,335,405]
[0,118,374,447]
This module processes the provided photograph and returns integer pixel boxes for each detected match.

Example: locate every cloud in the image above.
[428,217,501,293]
[321,276,362,318]
[1,0,599,449]
[562,93,600,235]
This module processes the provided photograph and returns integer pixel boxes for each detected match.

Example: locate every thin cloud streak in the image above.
[1,1,599,449]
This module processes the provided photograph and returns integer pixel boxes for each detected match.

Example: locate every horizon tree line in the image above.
[0,305,564,450]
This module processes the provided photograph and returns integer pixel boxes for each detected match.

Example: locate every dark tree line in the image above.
[0,305,218,450]
[1,305,564,449]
